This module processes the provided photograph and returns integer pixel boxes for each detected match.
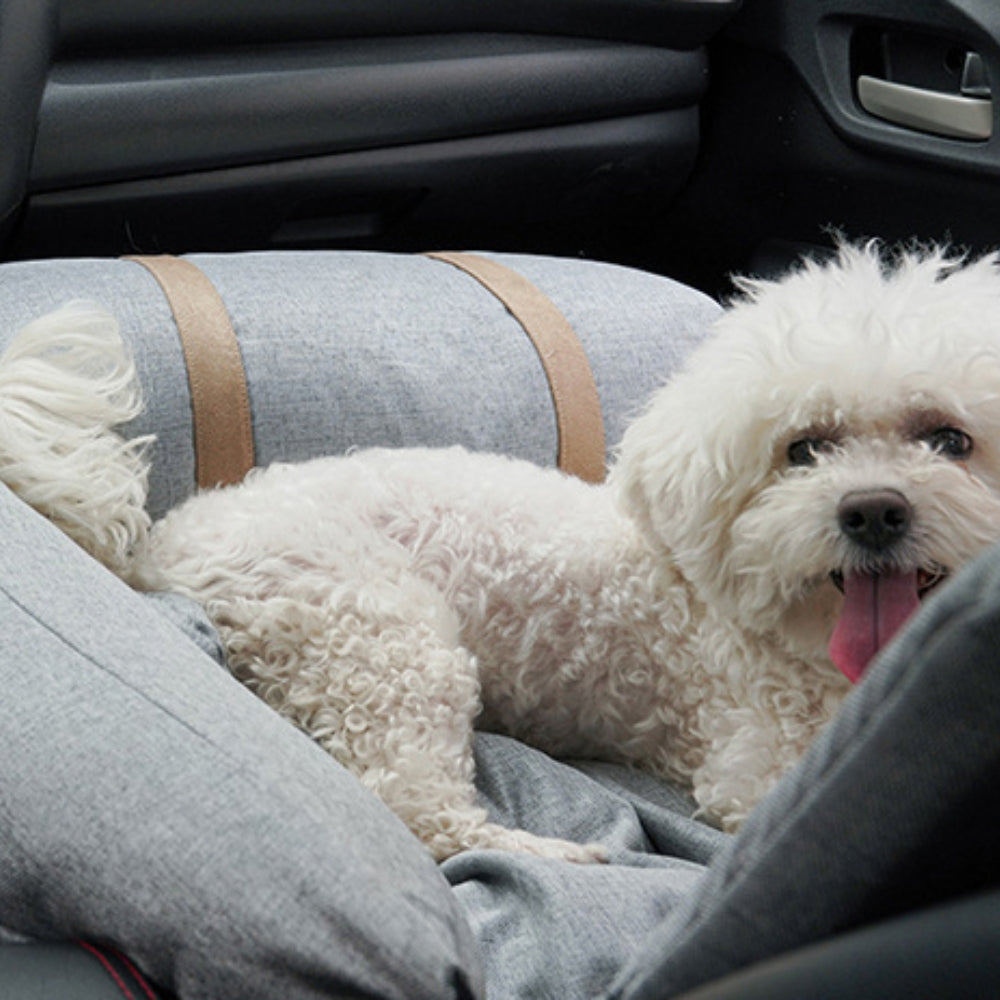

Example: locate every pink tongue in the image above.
[829,570,921,683]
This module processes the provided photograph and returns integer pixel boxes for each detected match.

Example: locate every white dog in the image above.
[3,244,1000,862]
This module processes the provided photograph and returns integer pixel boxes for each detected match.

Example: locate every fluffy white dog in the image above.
[3,244,1000,862]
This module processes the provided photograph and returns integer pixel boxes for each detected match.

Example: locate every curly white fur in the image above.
[6,245,1000,862]
[0,302,151,582]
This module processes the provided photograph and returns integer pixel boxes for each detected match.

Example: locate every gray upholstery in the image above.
[0,250,722,518]
[0,942,167,1000]
[0,250,723,1000]
[0,250,996,1000]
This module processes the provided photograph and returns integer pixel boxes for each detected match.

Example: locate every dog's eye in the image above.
[925,426,973,460]
[787,438,831,467]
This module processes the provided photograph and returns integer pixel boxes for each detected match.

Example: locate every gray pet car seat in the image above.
[0,250,996,1000]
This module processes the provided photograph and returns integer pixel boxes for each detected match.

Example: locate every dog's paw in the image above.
[473,824,608,864]
[531,837,608,865]
[423,814,608,863]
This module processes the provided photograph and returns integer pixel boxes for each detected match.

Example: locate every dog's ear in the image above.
[611,333,779,593]
[0,302,153,579]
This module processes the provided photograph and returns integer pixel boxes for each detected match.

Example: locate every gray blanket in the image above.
[448,735,727,999]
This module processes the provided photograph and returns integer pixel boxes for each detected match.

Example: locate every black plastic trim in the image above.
[12,110,698,259]
[31,36,707,190]
[0,0,58,233]
[56,0,741,52]
[674,890,1000,1000]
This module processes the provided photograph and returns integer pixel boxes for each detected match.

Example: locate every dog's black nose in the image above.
[837,489,912,551]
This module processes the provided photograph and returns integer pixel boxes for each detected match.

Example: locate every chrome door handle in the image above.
[857,74,992,140]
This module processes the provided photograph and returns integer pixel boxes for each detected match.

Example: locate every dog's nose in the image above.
[837,489,912,551]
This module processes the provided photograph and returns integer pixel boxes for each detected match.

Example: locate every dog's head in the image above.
[614,243,1000,681]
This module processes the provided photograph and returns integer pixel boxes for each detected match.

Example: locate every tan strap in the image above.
[426,251,606,483]
[126,255,255,489]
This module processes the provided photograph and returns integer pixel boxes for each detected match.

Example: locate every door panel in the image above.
[31,37,705,190]
[653,0,1000,293]
[0,0,740,260]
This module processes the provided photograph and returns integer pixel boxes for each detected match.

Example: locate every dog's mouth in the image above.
[827,565,948,684]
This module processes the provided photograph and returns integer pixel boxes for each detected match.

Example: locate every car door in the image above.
[0,0,739,264]
[652,0,1000,294]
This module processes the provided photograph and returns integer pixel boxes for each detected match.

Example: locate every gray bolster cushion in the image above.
[0,250,721,518]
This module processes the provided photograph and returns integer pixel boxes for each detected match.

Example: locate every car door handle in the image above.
[857,74,992,140]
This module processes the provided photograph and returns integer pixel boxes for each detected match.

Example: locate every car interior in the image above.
[0,0,998,996]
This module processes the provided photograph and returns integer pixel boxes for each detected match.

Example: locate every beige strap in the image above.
[126,255,255,489]
[426,251,606,483]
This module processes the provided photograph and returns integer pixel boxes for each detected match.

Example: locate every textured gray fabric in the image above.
[0,249,723,998]
[0,249,724,998]
[0,484,483,1000]
[605,543,1000,1000]
[446,735,727,1000]
[141,591,227,667]
[0,248,996,999]
[0,251,721,519]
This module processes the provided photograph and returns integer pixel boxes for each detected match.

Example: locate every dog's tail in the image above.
[0,302,153,581]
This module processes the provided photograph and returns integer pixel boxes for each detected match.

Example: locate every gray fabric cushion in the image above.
[0,482,482,1000]
[0,249,723,999]
[0,250,722,518]
[2,249,994,1000]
